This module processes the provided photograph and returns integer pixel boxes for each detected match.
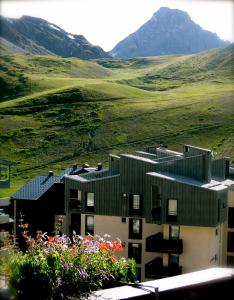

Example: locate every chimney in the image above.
[48,171,53,176]
[82,163,89,169]
[97,163,102,171]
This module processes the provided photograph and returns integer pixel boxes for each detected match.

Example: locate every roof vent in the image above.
[48,171,54,176]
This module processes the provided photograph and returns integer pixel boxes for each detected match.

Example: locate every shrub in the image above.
[7,232,136,299]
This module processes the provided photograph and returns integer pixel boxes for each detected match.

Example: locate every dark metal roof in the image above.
[0,159,17,166]
[12,166,81,201]
[0,166,8,171]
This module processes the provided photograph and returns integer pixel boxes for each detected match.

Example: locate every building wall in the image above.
[145,174,225,226]
[223,186,234,267]
[64,175,122,217]
[179,226,220,273]
[228,188,234,207]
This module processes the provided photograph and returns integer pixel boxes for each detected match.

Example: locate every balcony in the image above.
[146,233,183,254]
[145,257,182,279]
[69,199,82,211]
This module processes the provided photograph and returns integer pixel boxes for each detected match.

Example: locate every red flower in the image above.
[47,236,55,244]
[98,242,110,252]
[21,232,28,239]
[113,240,123,252]
[84,235,93,242]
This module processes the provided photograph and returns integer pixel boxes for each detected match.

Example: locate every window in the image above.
[169,225,180,240]
[135,267,141,282]
[85,192,94,212]
[184,145,189,153]
[227,232,234,252]
[133,195,140,209]
[129,218,142,239]
[129,194,143,216]
[69,189,81,209]
[169,254,179,267]
[151,186,161,221]
[227,256,234,267]
[217,199,220,222]
[167,199,178,222]
[85,215,94,235]
[128,243,142,264]
[228,208,234,228]
[70,213,81,235]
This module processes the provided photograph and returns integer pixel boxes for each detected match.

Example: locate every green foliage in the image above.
[6,234,135,300]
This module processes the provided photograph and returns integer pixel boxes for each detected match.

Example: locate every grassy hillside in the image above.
[0,51,111,101]
[0,45,233,197]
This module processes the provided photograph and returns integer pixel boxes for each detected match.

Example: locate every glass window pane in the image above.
[78,190,82,201]
[133,195,140,210]
[168,199,177,216]
[170,225,180,239]
[227,232,234,252]
[135,267,141,282]
[86,216,94,229]
[133,219,140,234]
[86,215,94,235]
[87,216,93,226]
[87,192,94,207]
[169,254,179,265]
[129,243,141,264]
[228,208,234,228]
[129,218,142,239]
[227,256,234,266]
[70,189,81,202]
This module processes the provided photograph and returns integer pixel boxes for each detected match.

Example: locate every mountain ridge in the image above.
[110,7,230,58]
[0,15,110,59]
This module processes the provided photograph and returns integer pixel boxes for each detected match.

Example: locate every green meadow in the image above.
[0,44,233,197]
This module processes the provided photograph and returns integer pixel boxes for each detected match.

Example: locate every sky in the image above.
[1,0,233,51]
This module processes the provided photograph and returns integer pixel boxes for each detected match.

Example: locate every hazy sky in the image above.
[1,0,233,51]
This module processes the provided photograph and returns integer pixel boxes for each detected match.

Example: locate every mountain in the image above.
[0,15,110,59]
[110,7,230,58]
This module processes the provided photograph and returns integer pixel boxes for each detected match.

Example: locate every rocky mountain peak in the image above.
[110,7,229,58]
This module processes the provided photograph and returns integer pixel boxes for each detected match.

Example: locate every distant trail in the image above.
[102,100,202,124]
[17,123,220,173]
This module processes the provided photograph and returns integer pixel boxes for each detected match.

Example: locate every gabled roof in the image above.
[12,166,80,201]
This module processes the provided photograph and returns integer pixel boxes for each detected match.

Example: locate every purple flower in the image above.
[56,276,62,286]
[78,268,89,279]
[64,263,72,272]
